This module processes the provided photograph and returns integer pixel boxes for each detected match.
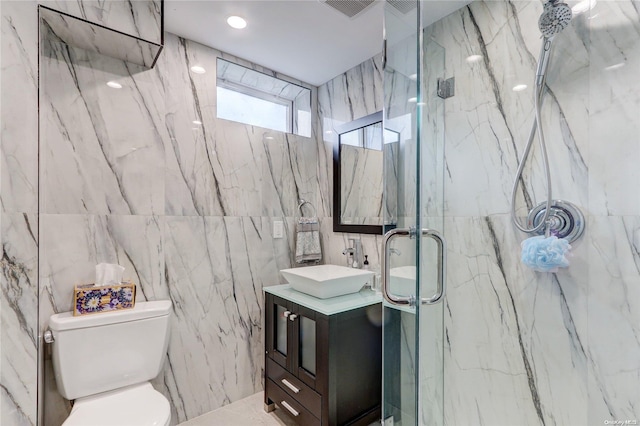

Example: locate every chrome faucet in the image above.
[342,238,363,268]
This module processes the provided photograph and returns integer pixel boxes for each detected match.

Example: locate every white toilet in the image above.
[47,300,173,426]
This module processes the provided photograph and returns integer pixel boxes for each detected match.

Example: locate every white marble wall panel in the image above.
[587,1,640,216]
[163,216,287,423]
[444,215,589,426]
[1,213,38,426]
[1,1,39,213]
[164,34,317,218]
[40,32,166,215]
[39,0,162,44]
[432,1,589,218]
[40,7,162,68]
[318,54,383,218]
[1,2,39,425]
[262,133,318,217]
[586,216,640,424]
[39,214,165,316]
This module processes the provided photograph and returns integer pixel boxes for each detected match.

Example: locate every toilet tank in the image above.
[48,300,172,400]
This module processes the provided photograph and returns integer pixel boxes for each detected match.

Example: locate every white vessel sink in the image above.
[280,265,374,299]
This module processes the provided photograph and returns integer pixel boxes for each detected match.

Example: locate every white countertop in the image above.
[264,284,382,315]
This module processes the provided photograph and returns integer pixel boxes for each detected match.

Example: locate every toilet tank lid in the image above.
[49,300,172,331]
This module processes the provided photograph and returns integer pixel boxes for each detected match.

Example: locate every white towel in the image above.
[295,217,322,263]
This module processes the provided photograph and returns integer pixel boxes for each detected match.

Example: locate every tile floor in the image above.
[179,392,298,426]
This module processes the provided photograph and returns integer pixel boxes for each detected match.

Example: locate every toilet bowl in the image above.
[47,301,173,426]
[63,383,170,426]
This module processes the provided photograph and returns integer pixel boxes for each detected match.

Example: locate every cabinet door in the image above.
[266,294,291,370]
[291,304,326,390]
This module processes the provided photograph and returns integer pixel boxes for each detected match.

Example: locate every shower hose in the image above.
[510,40,554,234]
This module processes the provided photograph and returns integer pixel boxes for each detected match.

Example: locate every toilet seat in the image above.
[63,382,170,426]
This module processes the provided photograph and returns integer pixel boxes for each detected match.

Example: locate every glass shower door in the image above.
[382,1,446,425]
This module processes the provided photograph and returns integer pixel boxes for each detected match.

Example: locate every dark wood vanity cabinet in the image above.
[264,291,382,426]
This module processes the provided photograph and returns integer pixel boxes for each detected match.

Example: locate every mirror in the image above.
[333,111,398,234]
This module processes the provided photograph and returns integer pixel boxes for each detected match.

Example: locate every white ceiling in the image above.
[165,1,473,87]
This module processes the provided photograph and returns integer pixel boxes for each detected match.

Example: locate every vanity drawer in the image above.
[266,358,322,418]
[266,379,320,426]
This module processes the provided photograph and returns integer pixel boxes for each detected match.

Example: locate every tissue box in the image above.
[73,282,136,316]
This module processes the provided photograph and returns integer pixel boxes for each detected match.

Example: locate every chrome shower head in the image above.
[538,0,572,38]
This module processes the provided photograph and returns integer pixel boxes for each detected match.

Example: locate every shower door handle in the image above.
[381,228,447,307]
[382,228,414,306]
[420,229,447,305]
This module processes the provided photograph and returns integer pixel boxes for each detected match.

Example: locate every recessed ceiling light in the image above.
[408,74,417,81]
[192,120,202,125]
[106,81,122,89]
[265,136,274,140]
[227,16,247,29]
[512,84,528,92]
[408,97,417,103]
[190,66,206,74]
[466,54,483,63]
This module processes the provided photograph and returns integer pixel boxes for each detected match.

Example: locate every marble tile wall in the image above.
[424,1,639,425]
[39,0,162,44]
[317,54,386,270]
[1,1,40,425]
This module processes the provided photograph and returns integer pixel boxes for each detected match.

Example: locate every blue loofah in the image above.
[521,235,571,272]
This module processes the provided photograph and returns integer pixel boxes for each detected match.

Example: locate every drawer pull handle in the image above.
[281,400,299,417]
[281,378,300,393]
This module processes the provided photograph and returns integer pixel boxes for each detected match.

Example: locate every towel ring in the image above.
[298,199,316,217]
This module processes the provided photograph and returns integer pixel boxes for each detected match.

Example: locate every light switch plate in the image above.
[273,220,284,239]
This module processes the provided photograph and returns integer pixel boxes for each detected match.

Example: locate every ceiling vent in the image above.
[386,0,417,14]
[322,0,375,19]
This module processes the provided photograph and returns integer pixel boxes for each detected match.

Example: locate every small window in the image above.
[216,59,311,137]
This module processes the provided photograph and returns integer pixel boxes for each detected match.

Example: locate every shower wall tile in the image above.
[40,34,167,216]
[587,1,640,216]
[444,215,588,426]
[431,1,639,425]
[586,216,640,424]
[1,213,39,426]
[1,0,39,214]
[431,1,589,218]
[39,0,162,44]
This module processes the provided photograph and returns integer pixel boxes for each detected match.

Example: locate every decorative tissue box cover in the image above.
[73,282,136,316]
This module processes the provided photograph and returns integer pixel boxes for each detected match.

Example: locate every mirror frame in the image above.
[333,111,384,235]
